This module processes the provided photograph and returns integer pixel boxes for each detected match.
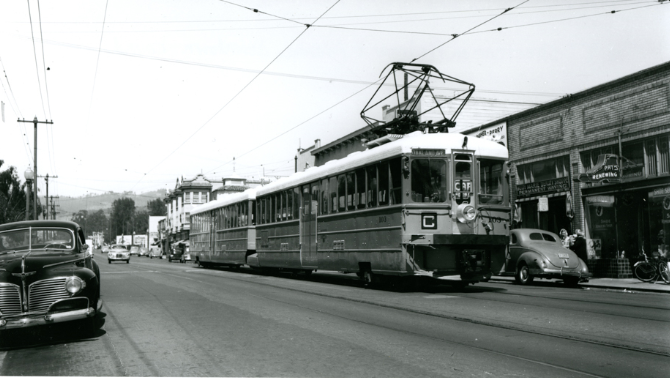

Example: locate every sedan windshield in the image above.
[0,228,75,252]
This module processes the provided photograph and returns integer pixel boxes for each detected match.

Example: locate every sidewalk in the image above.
[490,276,670,294]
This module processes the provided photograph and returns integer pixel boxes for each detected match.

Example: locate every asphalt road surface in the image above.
[1,251,669,377]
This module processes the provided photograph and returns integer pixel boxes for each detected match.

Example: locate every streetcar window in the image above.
[338,174,346,212]
[351,173,357,210]
[479,159,503,205]
[366,165,377,208]
[293,187,300,220]
[320,178,329,215]
[355,168,366,210]
[286,190,293,221]
[389,158,402,205]
[329,176,338,213]
[311,183,320,217]
[378,161,389,206]
[251,201,256,225]
[272,195,277,223]
[411,159,447,202]
[280,192,286,221]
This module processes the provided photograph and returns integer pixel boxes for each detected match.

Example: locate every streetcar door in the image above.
[300,183,318,267]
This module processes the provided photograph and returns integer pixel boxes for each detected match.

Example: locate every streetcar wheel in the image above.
[515,264,534,285]
[634,262,656,282]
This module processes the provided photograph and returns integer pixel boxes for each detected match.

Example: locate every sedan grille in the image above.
[29,277,70,312]
[0,284,22,315]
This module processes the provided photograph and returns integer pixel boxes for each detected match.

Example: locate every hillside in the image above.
[56,189,166,220]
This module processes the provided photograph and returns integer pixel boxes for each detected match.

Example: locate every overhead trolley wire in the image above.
[411,0,530,63]
[130,0,341,192]
[25,0,48,120]
[86,0,110,125]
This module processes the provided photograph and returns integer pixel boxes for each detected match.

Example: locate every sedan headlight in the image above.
[65,276,86,295]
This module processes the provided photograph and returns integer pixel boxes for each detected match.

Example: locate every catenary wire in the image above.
[130,1,341,192]
[411,0,530,63]
[25,0,48,119]
[86,0,110,126]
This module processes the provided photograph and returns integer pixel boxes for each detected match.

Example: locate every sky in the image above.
[1,0,669,200]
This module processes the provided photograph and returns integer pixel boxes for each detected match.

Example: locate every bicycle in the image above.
[633,250,670,284]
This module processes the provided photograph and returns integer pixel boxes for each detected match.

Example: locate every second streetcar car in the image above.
[190,190,256,268]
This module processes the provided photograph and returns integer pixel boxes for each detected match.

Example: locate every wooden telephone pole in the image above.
[18,116,53,220]
[38,173,58,220]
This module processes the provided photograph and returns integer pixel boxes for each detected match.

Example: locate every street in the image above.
[0,250,668,377]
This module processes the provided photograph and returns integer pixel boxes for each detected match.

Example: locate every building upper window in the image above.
[518,156,570,185]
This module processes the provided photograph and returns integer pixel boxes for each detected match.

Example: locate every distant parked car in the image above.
[499,228,591,286]
[128,244,141,256]
[101,244,109,253]
[149,246,162,259]
[108,244,130,264]
[169,241,189,263]
[138,246,148,257]
[0,220,102,333]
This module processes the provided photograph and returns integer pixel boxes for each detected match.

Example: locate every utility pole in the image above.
[38,173,58,220]
[18,116,54,220]
[50,195,60,219]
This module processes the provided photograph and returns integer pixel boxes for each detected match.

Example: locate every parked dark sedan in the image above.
[0,220,102,332]
[500,228,591,286]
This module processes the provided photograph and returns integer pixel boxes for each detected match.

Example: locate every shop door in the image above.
[300,184,318,267]
[538,196,570,234]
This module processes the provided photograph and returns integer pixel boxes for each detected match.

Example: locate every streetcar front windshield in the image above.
[411,159,447,202]
[479,159,504,205]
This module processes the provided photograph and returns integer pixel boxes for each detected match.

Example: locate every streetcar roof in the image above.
[189,189,256,216]
[257,131,508,195]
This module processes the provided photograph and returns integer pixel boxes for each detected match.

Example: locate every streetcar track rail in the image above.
[125,260,670,359]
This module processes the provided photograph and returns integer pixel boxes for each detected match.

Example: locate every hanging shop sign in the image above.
[516,177,570,199]
[575,153,644,183]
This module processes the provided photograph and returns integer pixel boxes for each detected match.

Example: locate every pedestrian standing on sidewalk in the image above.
[571,229,588,262]
[559,229,571,248]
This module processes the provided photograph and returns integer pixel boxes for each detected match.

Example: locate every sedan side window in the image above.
[511,234,517,244]
[542,233,557,242]
[529,233,543,241]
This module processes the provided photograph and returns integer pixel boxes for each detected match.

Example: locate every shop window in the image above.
[581,146,617,172]
[531,160,555,182]
[659,136,669,175]
[622,142,644,179]
[645,139,657,176]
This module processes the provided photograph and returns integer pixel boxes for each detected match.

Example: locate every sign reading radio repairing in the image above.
[516,177,570,199]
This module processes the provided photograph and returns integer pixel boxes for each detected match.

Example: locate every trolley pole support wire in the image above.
[411,0,529,63]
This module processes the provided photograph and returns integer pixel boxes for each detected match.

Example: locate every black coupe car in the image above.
[0,220,102,332]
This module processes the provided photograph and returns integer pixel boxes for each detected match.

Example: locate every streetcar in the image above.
[190,190,256,269]
[250,131,509,285]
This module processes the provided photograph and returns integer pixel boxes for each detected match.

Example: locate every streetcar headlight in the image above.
[456,204,477,223]
[65,276,86,295]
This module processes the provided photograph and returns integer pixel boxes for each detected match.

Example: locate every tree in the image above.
[147,198,166,216]
[71,210,89,232]
[71,209,109,238]
[134,209,149,234]
[111,197,135,237]
[0,160,29,225]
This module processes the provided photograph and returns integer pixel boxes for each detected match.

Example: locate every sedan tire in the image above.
[108,260,111,264]
[515,264,534,285]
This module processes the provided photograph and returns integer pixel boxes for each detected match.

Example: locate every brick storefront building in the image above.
[467,61,670,277]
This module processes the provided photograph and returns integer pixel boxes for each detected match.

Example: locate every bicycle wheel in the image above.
[634,262,656,282]
[658,262,670,284]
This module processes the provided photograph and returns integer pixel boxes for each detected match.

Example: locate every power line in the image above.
[411,0,530,63]
[25,0,48,119]
[86,0,110,125]
[130,0,341,191]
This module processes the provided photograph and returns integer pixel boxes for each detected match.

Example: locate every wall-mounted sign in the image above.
[468,122,507,147]
[516,177,570,199]
[538,197,549,212]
